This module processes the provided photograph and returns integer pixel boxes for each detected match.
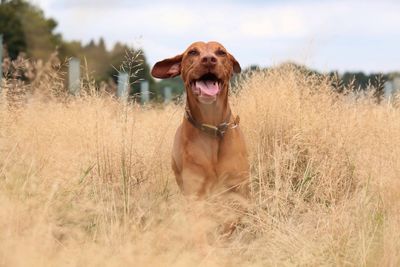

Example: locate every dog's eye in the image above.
[216,50,227,56]
[188,50,199,56]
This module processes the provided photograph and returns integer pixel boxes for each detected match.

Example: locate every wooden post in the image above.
[117,72,129,100]
[164,86,172,103]
[68,57,80,95]
[140,80,149,104]
[0,34,3,93]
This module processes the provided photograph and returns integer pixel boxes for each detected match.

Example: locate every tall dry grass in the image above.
[0,62,399,266]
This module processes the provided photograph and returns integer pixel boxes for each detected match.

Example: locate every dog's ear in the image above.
[229,54,241,74]
[151,54,183,79]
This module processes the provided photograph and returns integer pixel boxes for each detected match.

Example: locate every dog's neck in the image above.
[185,83,231,126]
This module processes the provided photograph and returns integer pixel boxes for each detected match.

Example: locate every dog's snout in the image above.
[201,55,217,66]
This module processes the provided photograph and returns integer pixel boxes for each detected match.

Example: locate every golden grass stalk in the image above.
[0,62,399,266]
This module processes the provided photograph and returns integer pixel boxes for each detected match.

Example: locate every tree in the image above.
[0,0,62,59]
[0,0,157,100]
[0,1,27,59]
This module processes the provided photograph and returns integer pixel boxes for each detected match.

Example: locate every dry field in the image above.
[0,63,399,266]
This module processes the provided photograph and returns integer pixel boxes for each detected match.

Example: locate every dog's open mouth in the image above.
[191,73,221,99]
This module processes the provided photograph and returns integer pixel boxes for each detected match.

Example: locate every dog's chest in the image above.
[185,133,248,176]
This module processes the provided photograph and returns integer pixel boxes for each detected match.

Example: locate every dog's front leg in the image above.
[181,166,214,199]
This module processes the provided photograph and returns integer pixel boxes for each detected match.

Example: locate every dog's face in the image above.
[151,41,241,104]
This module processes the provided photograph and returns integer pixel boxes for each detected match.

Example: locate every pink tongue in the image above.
[195,80,219,96]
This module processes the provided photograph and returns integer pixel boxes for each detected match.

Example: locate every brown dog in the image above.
[151,41,249,202]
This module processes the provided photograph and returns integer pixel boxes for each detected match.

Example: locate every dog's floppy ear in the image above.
[151,54,183,79]
[229,54,241,74]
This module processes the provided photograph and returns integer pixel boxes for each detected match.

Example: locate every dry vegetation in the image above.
[0,60,400,266]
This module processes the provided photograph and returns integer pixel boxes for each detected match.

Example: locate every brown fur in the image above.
[151,41,249,201]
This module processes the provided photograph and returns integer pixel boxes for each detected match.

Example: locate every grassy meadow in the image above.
[0,63,399,266]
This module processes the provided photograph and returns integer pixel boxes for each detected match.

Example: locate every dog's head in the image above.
[151,41,241,104]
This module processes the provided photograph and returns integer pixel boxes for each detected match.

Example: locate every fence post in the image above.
[117,72,129,100]
[140,80,149,104]
[394,77,400,94]
[164,86,172,103]
[68,57,80,95]
[384,81,393,99]
[0,34,3,94]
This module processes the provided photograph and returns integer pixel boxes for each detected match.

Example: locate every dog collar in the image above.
[184,108,239,138]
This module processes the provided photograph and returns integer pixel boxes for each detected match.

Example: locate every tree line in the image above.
[0,0,161,99]
[0,0,398,101]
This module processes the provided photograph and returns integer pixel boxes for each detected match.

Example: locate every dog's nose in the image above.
[201,55,217,66]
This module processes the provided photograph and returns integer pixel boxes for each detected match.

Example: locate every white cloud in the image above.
[31,0,400,72]
[239,8,307,38]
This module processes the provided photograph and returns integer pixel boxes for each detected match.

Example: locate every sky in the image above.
[31,0,400,73]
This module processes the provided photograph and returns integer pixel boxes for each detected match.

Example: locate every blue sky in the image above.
[32,0,400,73]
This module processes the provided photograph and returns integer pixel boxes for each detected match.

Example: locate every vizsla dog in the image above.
[151,41,249,202]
